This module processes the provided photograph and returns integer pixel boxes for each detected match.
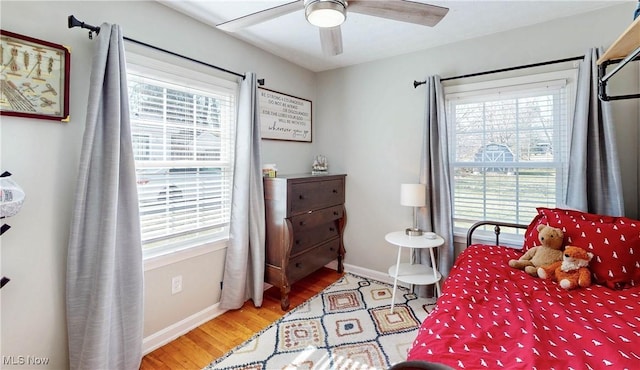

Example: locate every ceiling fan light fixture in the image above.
[305,0,347,28]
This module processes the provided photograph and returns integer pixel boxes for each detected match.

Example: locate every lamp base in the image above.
[405,228,423,236]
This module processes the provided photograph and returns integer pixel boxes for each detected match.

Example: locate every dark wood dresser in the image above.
[263,173,346,310]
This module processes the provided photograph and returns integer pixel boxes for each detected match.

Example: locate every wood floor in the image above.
[140,267,344,369]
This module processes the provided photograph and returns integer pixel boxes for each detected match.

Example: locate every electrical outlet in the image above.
[171,275,183,295]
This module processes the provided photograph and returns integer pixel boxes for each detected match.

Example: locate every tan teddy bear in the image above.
[508,224,564,277]
[537,246,593,290]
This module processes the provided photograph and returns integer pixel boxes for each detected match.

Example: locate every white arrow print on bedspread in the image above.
[619,350,631,359]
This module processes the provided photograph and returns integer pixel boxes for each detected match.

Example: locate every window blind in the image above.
[127,66,236,256]
[446,72,575,232]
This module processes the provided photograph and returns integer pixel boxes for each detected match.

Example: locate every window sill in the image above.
[143,239,228,271]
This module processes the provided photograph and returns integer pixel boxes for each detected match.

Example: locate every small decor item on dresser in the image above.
[0,30,71,121]
[262,163,277,178]
[312,155,328,174]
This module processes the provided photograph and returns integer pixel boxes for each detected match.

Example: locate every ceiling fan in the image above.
[216,0,449,56]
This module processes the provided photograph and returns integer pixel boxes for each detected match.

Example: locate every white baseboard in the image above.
[343,263,413,289]
[328,260,406,287]
[142,303,227,355]
[343,263,392,284]
[142,262,402,355]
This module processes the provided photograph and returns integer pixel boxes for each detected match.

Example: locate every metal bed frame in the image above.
[466,221,528,247]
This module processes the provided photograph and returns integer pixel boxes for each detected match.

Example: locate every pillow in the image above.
[523,207,640,289]
[523,212,545,251]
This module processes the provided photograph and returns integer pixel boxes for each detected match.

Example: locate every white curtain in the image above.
[66,24,143,370]
[565,48,624,216]
[219,72,266,309]
[416,75,455,292]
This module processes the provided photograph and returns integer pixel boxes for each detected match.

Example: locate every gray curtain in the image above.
[565,48,624,216]
[219,72,266,309]
[416,75,455,289]
[66,24,143,370]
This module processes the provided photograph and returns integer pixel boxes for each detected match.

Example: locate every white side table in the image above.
[385,231,444,313]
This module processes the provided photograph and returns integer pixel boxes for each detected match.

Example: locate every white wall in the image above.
[316,3,639,275]
[0,1,316,368]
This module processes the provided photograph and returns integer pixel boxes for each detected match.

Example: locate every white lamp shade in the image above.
[400,183,426,207]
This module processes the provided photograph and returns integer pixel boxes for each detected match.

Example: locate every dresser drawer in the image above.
[289,205,343,256]
[289,179,345,215]
[290,223,340,257]
[287,239,340,283]
[290,204,344,231]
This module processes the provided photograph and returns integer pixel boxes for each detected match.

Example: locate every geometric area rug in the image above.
[204,273,437,369]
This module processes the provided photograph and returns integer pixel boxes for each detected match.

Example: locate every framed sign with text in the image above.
[259,87,312,142]
[0,30,70,121]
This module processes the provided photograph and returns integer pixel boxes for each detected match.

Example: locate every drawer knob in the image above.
[329,227,335,232]
[295,262,302,268]
[333,211,339,216]
[332,189,338,193]
[330,247,335,251]
[299,221,305,226]
[299,195,304,200]
[295,240,300,245]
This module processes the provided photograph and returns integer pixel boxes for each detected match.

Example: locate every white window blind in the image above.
[446,70,576,234]
[127,58,236,258]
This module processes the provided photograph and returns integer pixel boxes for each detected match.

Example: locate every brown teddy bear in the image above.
[508,224,564,277]
[537,246,593,290]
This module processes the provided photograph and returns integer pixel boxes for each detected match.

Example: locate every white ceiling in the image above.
[159,0,628,72]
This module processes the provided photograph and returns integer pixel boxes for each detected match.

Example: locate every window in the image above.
[127,55,237,259]
[445,70,577,234]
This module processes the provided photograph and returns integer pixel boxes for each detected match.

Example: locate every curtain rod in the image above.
[413,55,584,88]
[67,15,264,85]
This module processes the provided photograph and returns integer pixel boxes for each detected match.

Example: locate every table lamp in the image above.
[401,183,426,236]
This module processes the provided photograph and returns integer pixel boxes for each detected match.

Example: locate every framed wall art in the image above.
[0,30,70,121]
[259,87,312,142]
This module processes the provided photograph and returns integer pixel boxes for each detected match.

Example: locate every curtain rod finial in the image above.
[68,15,85,30]
[67,15,100,38]
[414,80,426,88]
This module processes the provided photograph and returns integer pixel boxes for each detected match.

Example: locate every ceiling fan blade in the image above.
[217,1,304,32]
[349,0,449,27]
[320,26,343,56]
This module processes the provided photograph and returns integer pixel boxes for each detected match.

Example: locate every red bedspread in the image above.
[407,245,640,370]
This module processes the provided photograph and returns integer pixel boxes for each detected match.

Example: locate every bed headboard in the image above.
[466,221,528,247]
